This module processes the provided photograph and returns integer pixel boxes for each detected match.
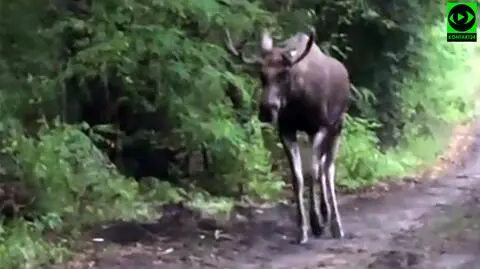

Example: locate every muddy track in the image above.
[63,118,480,269]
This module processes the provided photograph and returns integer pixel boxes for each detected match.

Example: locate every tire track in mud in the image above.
[61,118,480,269]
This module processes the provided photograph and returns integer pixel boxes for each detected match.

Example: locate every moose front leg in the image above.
[280,132,309,244]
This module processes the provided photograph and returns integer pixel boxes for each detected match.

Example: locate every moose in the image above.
[224,27,350,244]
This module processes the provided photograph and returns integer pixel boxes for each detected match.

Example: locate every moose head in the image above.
[224,27,316,124]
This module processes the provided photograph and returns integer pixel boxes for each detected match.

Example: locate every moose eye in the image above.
[277,71,289,81]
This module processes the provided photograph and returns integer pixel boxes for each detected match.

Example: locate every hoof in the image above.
[309,211,325,238]
[310,222,325,238]
[298,236,309,244]
[297,231,309,244]
[330,222,344,239]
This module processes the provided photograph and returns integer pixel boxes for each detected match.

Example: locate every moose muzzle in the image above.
[258,102,279,124]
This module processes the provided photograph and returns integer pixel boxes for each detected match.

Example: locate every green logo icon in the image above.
[446,1,477,42]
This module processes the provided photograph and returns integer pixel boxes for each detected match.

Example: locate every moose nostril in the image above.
[258,104,271,122]
[259,103,276,114]
[259,112,271,123]
[258,103,279,123]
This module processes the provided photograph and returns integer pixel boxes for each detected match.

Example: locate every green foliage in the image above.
[7,123,153,224]
[337,20,479,189]
[187,191,235,217]
[53,0,280,199]
[0,121,157,268]
[400,22,478,133]
[0,220,68,269]
[337,115,405,189]
[392,21,479,170]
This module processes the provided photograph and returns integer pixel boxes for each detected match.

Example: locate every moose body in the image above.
[225,27,350,244]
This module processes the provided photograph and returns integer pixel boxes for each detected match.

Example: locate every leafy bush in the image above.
[337,116,404,189]
[0,219,69,269]
[337,21,480,189]
[0,121,159,268]
[7,123,153,225]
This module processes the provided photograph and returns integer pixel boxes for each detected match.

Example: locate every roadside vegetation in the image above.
[0,0,479,267]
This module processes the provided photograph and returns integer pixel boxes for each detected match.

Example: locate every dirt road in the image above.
[65,120,480,269]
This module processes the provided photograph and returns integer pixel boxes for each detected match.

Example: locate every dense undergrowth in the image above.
[0,0,479,267]
[337,22,480,189]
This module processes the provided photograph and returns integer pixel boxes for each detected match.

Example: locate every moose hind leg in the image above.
[308,161,323,237]
[280,132,308,244]
[309,129,329,237]
[324,132,344,238]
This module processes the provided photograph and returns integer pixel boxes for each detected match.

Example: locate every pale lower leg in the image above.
[281,134,308,244]
[309,155,326,236]
[310,130,329,237]
[326,162,344,238]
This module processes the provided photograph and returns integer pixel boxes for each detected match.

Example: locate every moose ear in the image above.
[261,31,273,52]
